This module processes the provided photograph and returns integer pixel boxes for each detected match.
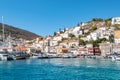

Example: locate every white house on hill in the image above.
[72,26,83,38]
[112,17,120,25]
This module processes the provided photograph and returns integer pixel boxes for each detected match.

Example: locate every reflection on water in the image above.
[0,58,120,80]
[1,58,120,69]
[37,58,120,69]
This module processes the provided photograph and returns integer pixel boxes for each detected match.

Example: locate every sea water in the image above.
[0,58,120,80]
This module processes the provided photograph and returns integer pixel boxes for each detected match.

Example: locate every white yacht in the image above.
[0,53,7,61]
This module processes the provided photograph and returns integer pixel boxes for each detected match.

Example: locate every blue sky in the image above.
[0,0,120,37]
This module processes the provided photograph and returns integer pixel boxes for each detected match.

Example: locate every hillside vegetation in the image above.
[0,23,41,40]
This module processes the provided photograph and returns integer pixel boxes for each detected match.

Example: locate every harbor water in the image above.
[0,58,120,80]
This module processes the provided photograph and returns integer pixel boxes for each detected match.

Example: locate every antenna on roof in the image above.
[2,16,5,42]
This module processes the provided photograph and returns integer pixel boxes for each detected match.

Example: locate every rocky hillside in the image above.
[0,23,41,40]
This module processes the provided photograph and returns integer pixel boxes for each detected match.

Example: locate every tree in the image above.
[54,32,57,36]
[77,23,80,26]
[57,41,62,44]
[101,38,107,42]
[93,41,99,47]
[78,38,86,46]
[64,28,66,32]
[105,19,112,28]
[109,35,114,43]
[80,22,82,25]
[90,26,97,32]
[70,45,75,48]
[62,38,68,41]
[88,38,107,47]
[59,28,61,32]
[78,35,82,38]
[92,18,103,22]
[69,33,75,38]
[105,18,111,21]
[77,22,82,26]
[84,31,90,37]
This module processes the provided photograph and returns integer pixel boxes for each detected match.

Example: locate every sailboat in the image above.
[0,16,16,61]
[0,16,7,61]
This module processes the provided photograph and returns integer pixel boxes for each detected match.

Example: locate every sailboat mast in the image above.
[2,16,4,42]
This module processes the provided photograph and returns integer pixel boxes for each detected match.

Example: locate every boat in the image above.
[38,56,49,59]
[110,51,120,61]
[0,53,7,61]
[15,56,26,60]
[38,54,49,59]
[111,55,120,61]
[38,52,49,59]
[30,53,41,59]
[14,51,30,60]
[7,55,16,60]
[15,54,30,60]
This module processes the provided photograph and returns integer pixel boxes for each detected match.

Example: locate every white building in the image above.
[72,26,83,38]
[114,30,120,44]
[97,27,111,40]
[99,43,111,57]
[49,40,58,46]
[87,32,99,41]
[92,32,99,40]
[84,29,89,33]
[68,28,74,33]
[60,32,69,38]
[112,17,120,25]
[68,41,79,48]
[115,39,120,44]
[87,35,92,41]
[53,36,62,41]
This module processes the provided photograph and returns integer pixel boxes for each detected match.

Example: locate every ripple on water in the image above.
[0,58,120,80]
